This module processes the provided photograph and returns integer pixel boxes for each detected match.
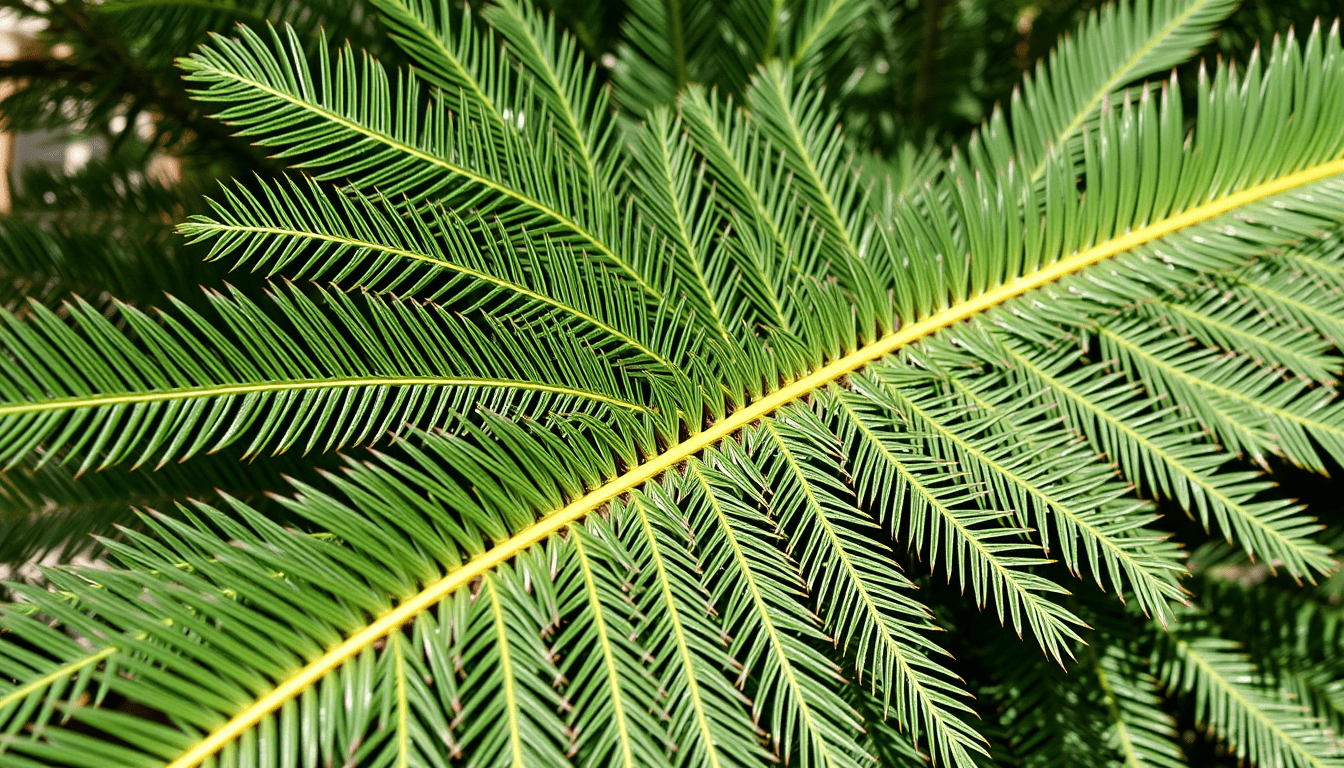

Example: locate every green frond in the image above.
[0,449,309,569]
[681,449,870,767]
[753,404,987,768]
[0,284,645,471]
[1001,0,1239,183]
[782,0,870,72]
[860,143,944,222]
[981,331,1336,580]
[610,0,719,117]
[985,609,1191,768]
[178,24,660,298]
[619,486,773,767]
[1236,259,1344,351]
[483,0,618,186]
[562,521,674,767]
[1154,625,1342,768]
[179,176,681,370]
[825,382,1086,661]
[987,641,1116,767]
[456,557,573,766]
[1185,571,1344,740]
[1277,236,1344,289]
[1098,319,1344,474]
[368,0,513,129]
[1089,642,1186,768]
[1134,281,1341,383]
[7,2,1344,767]
[871,352,1187,624]
[628,109,739,338]
[679,85,803,333]
[849,684,935,768]
[0,223,220,314]
[748,63,882,330]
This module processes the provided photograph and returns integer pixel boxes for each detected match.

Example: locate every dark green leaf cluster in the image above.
[1,1,1343,767]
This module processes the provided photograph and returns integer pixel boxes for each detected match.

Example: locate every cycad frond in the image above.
[679,450,871,768]
[1090,641,1187,768]
[1154,626,1342,768]
[368,0,514,130]
[748,63,877,312]
[754,404,986,767]
[1098,318,1344,474]
[1002,0,1239,182]
[982,332,1335,581]
[1134,281,1340,383]
[180,24,659,297]
[825,382,1086,660]
[868,355,1186,624]
[5,2,1344,767]
[483,0,618,184]
[0,223,218,314]
[179,177,679,369]
[0,284,643,471]
[611,0,719,117]
[0,449,310,569]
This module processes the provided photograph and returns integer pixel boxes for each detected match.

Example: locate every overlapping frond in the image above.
[179,24,660,298]
[979,331,1335,580]
[0,284,644,471]
[611,0,720,117]
[0,223,218,314]
[1154,626,1343,768]
[5,2,1344,768]
[680,449,870,768]
[824,382,1086,660]
[1090,641,1187,768]
[483,0,619,186]
[0,449,309,569]
[747,63,880,324]
[1134,281,1340,382]
[368,0,514,129]
[179,176,682,370]
[753,404,986,767]
[869,354,1187,624]
[1000,0,1239,182]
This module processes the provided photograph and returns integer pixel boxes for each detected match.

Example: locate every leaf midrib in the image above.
[1150,296,1332,378]
[647,128,730,338]
[160,156,1344,768]
[484,577,527,768]
[0,376,647,416]
[0,647,116,711]
[1088,647,1145,768]
[788,0,849,66]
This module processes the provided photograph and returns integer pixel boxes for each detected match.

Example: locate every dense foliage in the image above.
[1,0,1343,766]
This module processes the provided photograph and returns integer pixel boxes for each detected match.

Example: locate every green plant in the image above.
[2,0,1344,766]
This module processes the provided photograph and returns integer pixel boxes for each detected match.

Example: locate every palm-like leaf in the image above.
[3,2,1344,768]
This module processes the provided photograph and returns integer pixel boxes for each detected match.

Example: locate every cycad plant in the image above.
[3,0,1344,765]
